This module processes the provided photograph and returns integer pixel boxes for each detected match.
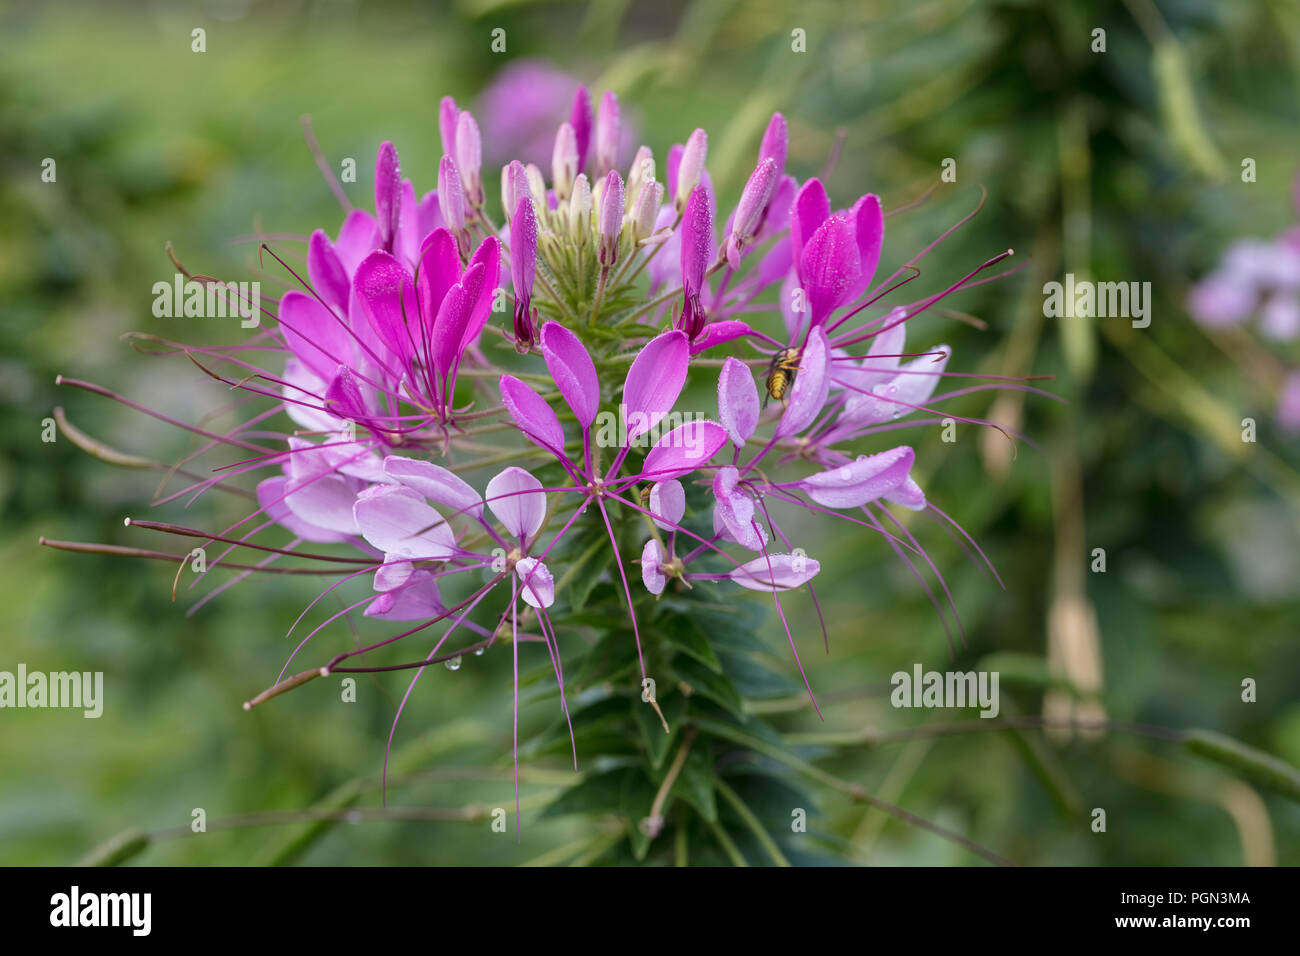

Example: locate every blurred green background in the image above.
[2,0,1298,865]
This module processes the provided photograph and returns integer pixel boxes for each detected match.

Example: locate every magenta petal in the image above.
[540,322,599,429]
[278,290,355,384]
[799,446,916,509]
[729,553,820,592]
[439,97,459,157]
[717,356,760,446]
[415,228,461,330]
[641,420,727,481]
[366,569,444,621]
[374,554,415,592]
[680,183,713,294]
[256,475,348,543]
[690,320,753,355]
[622,330,689,442]
[335,209,380,275]
[284,450,362,536]
[776,327,830,438]
[374,142,401,252]
[570,85,592,171]
[759,113,788,178]
[499,374,567,456]
[641,539,666,595]
[648,479,685,531]
[459,236,501,353]
[800,214,861,325]
[510,194,538,298]
[790,177,830,265]
[851,193,884,295]
[383,455,483,519]
[486,466,547,540]
[712,466,767,551]
[514,557,555,609]
[354,250,418,365]
[431,260,485,379]
[660,144,679,204]
[308,229,350,314]
[323,365,370,423]
[842,345,950,426]
[353,484,457,559]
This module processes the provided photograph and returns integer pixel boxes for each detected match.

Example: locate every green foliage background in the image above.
[1,0,1298,865]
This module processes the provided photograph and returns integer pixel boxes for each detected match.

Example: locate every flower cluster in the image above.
[53,82,1033,831]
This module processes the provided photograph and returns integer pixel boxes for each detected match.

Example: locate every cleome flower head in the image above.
[48,80,1049,841]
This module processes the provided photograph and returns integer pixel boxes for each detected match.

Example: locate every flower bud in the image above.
[598,169,625,266]
[569,173,592,238]
[552,122,579,201]
[501,160,529,223]
[675,128,707,214]
[454,111,484,207]
[438,97,459,158]
[626,146,654,203]
[570,84,592,172]
[725,157,778,269]
[524,163,547,206]
[374,141,401,254]
[630,179,662,242]
[510,195,538,353]
[594,90,620,181]
[438,154,469,256]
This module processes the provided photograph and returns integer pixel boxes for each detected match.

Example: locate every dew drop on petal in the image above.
[444,655,463,671]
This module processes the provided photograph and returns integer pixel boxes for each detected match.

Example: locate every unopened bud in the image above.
[501,160,529,223]
[675,128,708,214]
[630,179,662,242]
[594,90,620,181]
[598,169,625,266]
[438,155,469,256]
[454,111,483,207]
[552,122,579,201]
[569,173,592,238]
[524,164,547,206]
[626,146,655,203]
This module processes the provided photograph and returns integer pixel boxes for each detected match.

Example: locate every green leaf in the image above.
[660,616,722,673]
[1185,729,1300,804]
[717,650,800,699]
[540,768,631,819]
[620,767,658,861]
[631,692,684,769]
[672,751,718,823]
[673,656,744,717]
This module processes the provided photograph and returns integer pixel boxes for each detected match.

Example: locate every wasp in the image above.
[639,485,653,507]
[764,347,802,408]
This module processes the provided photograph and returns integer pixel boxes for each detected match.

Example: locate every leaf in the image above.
[671,751,718,823]
[540,768,631,819]
[717,650,800,699]
[620,767,659,861]
[673,656,744,717]
[1185,729,1300,803]
[660,617,722,673]
[631,692,684,769]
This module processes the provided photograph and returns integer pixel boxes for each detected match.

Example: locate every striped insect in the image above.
[763,347,802,408]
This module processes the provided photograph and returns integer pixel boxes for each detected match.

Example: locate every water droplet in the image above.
[474,648,485,657]
[444,656,463,671]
